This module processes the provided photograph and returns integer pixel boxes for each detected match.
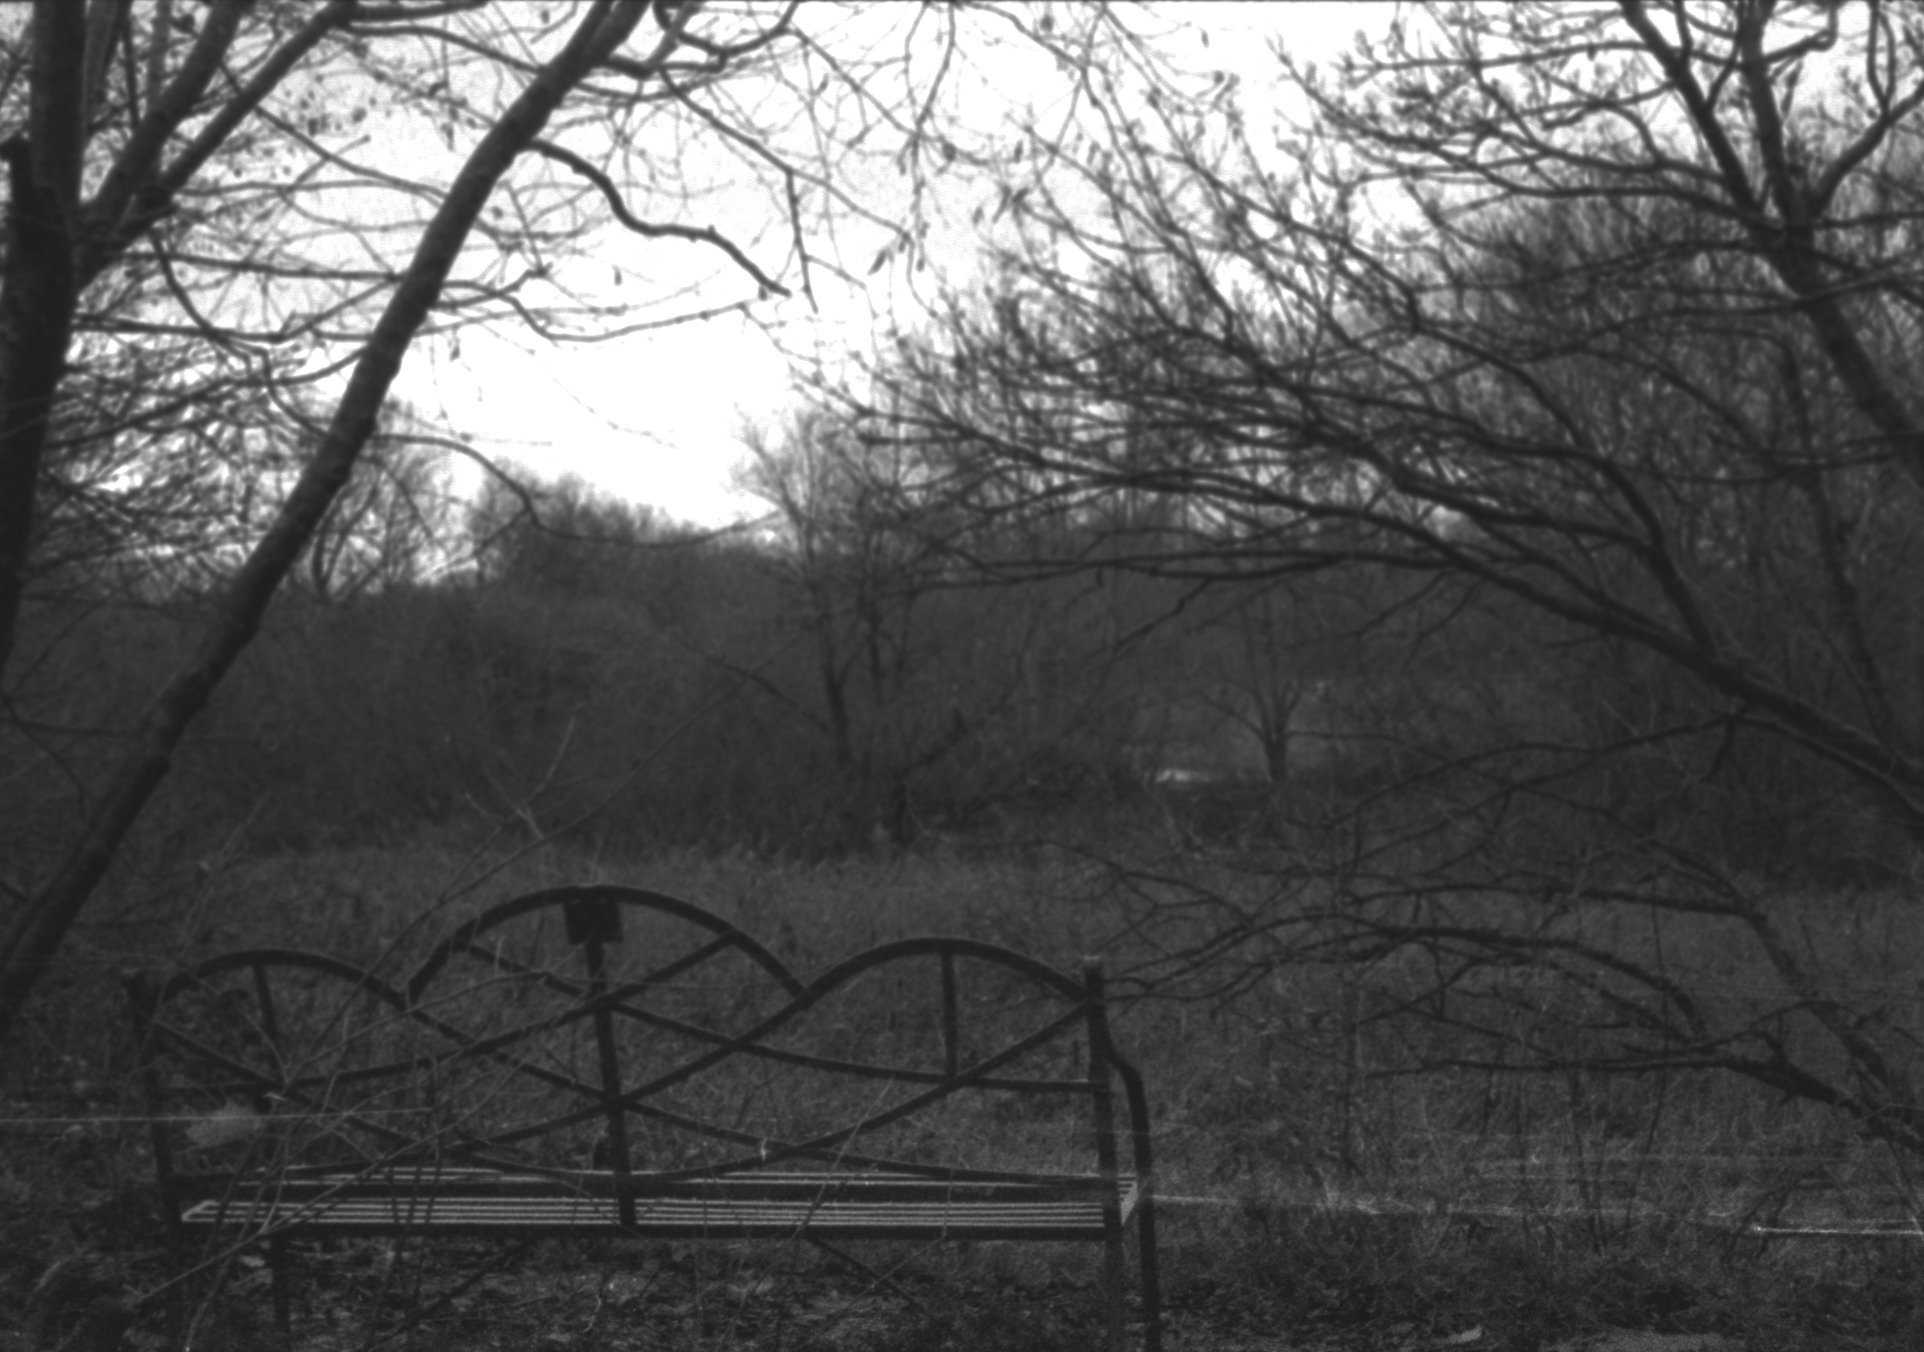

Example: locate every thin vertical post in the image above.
[940,951,959,1079]
[253,963,282,1068]
[250,963,293,1337]
[269,1234,291,1335]
[566,896,635,1228]
[1081,958,1128,1352]
[124,972,186,1350]
[1117,1058,1163,1352]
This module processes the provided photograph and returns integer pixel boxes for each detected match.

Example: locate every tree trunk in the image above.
[0,0,88,681]
[0,0,649,1046]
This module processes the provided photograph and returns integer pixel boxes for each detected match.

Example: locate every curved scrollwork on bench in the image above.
[128,884,1162,1352]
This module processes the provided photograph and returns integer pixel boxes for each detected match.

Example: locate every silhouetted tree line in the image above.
[824,1,1924,1155]
[0,0,1153,1045]
[16,367,1914,883]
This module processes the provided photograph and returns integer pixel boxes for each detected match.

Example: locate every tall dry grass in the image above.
[4,829,1922,1349]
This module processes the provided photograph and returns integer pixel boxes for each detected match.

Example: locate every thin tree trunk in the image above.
[0,0,88,680]
[0,0,649,1045]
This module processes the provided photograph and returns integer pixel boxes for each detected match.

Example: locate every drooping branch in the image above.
[526,136,790,297]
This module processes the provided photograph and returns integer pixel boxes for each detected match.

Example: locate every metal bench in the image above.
[127,885,1162,1350]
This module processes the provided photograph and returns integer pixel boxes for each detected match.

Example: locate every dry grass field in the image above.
[3,836,1921,1351]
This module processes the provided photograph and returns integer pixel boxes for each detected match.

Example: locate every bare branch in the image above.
[526,135,789,297]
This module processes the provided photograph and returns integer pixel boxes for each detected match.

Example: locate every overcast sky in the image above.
[383,3,1383,528]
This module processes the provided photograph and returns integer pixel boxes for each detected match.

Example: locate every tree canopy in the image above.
[0,0,1146,1041]
[857,0,1924,851]
[838,0,1924,1152]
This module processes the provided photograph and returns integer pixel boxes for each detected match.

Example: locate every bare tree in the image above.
[853,2,1924,1152]
[0,0,1144,1043]
[738,409,982,844]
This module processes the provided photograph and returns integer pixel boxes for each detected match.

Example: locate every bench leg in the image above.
[269,1233,291,1340]
[159,1259,185,1351]
[1101,1227,1128,1352]
[1137,1199,1163,1352]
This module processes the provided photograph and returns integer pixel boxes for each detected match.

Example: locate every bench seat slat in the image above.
[181,1169,1133,1206]
[180,1191,1136,1240]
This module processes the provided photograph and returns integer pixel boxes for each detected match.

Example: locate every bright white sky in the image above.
[384,3,1384,528]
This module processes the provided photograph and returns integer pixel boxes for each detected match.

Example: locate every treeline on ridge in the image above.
[10,412,1903,886]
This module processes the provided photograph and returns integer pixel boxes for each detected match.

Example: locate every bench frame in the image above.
[127,885,1163,1350]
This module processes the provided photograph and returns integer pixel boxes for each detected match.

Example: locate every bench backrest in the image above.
[129,886,1152,1203]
